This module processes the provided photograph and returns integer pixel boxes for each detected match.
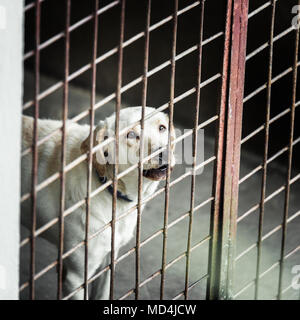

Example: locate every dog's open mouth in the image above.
[143,165,169,181]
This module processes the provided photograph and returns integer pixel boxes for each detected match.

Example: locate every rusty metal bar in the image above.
[174,274,209,300]
[206,0,233,300]
[110,0,126,300]
[83,0,99,300]
[184,0,205,300]
[29,0,41,300]
[254,0,276,300]
[277,1,300,299]
[57,0,71,300]
[219,0,248,299]
[207,0,249,300]
[160,0,178,300]
[135,0,151,300]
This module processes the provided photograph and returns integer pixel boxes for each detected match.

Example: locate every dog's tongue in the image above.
[143,165,168,181]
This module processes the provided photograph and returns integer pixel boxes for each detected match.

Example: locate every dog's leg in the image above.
[62,267,85,300]
[89,251,118,300]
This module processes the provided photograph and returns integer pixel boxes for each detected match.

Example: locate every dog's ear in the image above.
[80,122,108,177]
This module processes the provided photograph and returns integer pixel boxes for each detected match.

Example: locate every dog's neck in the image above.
[96,164,160,203]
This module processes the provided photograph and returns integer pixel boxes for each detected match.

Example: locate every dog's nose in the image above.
[152,147,169,165]
[158,149,168,165]
[159,152,163,164]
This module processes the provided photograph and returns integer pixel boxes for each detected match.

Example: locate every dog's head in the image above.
[81,107,176,181]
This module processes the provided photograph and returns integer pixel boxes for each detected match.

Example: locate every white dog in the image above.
[21,107,176,299]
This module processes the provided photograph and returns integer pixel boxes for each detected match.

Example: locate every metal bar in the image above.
[110,0,125,300]
[135,0,151,300]
[184,0,205,300]
[83,0,99,301]
[57,0,71,300]
[220,0,249,299]
[277,1,300,299]
[174,274,209,300]
[207,0,249,300]
[206,0,233,300]
[29,0,41,300]
[24,0,45,12]
[160,0,178,300]
[254,0,276,300]
[247,0,275,19]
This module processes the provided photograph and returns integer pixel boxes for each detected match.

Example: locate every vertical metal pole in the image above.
[184,0,205,300]
[84,0,99,300]
[136,0,151,300]
[277,0,300,300]
[207,0,249,300]
[30,0,41,300]
[160,0,178,300]
[57,0,71,300]
[254,0,276,300]
[206,0,233,300]
[110,0,126,300]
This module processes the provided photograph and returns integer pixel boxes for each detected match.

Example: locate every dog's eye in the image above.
[159,125,166,132]
[127,131,137,139]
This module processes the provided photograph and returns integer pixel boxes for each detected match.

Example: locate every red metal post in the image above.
[207,0,249,299]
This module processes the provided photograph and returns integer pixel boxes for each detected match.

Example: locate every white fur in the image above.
[21,107,175,300]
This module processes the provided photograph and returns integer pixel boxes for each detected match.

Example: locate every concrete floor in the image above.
[20,72,300,300]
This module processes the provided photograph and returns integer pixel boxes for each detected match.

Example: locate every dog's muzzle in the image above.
[143,164,170,181]
[142,148,174,181]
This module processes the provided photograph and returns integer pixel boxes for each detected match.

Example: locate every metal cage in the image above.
[19,0,300,300]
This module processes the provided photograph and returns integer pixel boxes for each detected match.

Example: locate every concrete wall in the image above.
[0,0,23,300]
